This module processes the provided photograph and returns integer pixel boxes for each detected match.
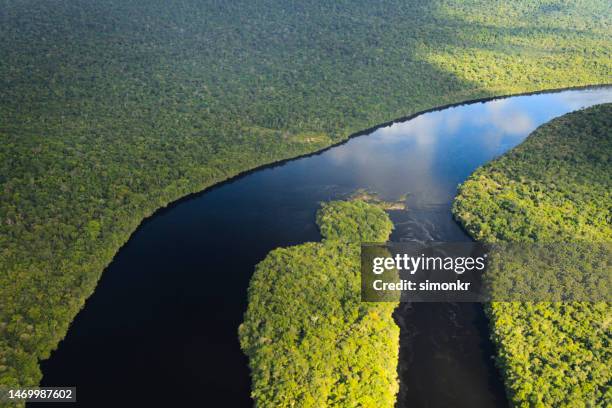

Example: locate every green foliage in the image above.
[1,0,610,392]
[453,104,612,406]
[484,242,611,302]
[316,200,394,243]
[239,201,398,407]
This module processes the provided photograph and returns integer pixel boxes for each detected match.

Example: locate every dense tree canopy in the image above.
[0,0,610,393]
[453,104,612,406]
[239,200,398,407]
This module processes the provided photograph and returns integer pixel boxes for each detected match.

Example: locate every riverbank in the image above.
[453,104,612,406]
[34,88,611,406]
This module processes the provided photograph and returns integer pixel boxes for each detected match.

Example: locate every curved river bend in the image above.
[40,88,612,407]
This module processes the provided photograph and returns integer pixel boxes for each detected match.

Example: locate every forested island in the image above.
[453,104,611,406]
[239,200,399,407]
[1,0,611,397]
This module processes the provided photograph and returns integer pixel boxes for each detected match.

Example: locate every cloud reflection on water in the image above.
[320,89,611,210]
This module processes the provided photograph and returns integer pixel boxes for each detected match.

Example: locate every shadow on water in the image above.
[38,87,611,408]
[389,206,508,408]
[394,303,507,408]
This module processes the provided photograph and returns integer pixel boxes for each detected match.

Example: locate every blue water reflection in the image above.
[41,88,612,408]
[309,87,611,211]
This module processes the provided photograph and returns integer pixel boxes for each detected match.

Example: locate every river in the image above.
[40,87,612,407]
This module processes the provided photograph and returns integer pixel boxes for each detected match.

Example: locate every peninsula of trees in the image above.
[239,201,399,407]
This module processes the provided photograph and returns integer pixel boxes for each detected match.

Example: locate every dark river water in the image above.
[39,88,611,407]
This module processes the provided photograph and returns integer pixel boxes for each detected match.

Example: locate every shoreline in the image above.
[39,82,611,374]
[138,83,612,224]
[42,88,609,404]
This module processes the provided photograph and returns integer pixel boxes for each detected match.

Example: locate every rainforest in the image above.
[1,0,611,407]
[453,104,612,406]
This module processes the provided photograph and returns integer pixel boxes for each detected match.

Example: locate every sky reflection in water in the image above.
[320,88,612,211]
[40,88,612,408]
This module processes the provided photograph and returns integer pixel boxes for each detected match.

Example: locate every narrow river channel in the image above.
[40,87,612,407]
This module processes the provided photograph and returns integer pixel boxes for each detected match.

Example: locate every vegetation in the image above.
[453,104,612,406]
[483,242,610,302]
[239,200,398,407]
[1,0,611,392]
